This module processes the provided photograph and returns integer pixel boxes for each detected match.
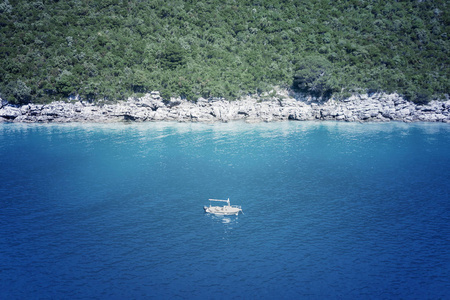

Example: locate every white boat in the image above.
[204,198,243,216]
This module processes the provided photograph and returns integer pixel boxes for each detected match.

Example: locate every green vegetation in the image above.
[1,0,448,104]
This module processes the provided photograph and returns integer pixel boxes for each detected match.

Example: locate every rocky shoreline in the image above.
[1,90,449,123]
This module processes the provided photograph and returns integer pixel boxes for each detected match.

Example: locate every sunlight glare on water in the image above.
[1,121,449,299]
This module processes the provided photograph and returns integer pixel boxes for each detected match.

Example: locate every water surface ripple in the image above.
[1,122,449,299]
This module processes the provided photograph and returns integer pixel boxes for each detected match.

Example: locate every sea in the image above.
[1,121,449,299]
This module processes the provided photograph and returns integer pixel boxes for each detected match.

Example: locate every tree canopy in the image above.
[0,0,448,104]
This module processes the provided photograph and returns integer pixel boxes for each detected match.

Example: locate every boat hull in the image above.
[204,206,242,216]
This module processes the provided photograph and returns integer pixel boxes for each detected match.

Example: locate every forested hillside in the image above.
[1,0,448,104]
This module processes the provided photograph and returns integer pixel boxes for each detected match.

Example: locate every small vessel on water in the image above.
[204,198,243,216]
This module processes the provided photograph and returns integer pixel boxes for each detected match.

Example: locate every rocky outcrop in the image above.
[1,90,449,123]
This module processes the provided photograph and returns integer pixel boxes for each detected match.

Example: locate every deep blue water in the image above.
[1,121,449,299]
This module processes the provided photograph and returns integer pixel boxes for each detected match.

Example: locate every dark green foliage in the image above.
[5,80,31,104]
[0,0,448,104]
[293,55,337,97]
[56,70,76,96]
[160,43,185,70]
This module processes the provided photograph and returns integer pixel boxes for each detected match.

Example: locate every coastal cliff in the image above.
[1,90,449,123]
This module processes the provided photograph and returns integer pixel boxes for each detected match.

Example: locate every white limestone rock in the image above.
[0,106,21,119]
[2,90,449,123]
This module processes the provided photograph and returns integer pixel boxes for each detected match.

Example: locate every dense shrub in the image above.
[0,0,448,104]
[293,55,337,97]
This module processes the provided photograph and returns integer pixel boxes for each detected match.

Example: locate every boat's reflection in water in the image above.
[221,217,232,224]
[207,214,241,235]
[210,214,238,225]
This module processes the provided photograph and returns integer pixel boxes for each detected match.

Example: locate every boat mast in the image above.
[208,198,231,206]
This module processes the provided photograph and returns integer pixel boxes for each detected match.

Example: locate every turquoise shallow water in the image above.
[1,121,449,299]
